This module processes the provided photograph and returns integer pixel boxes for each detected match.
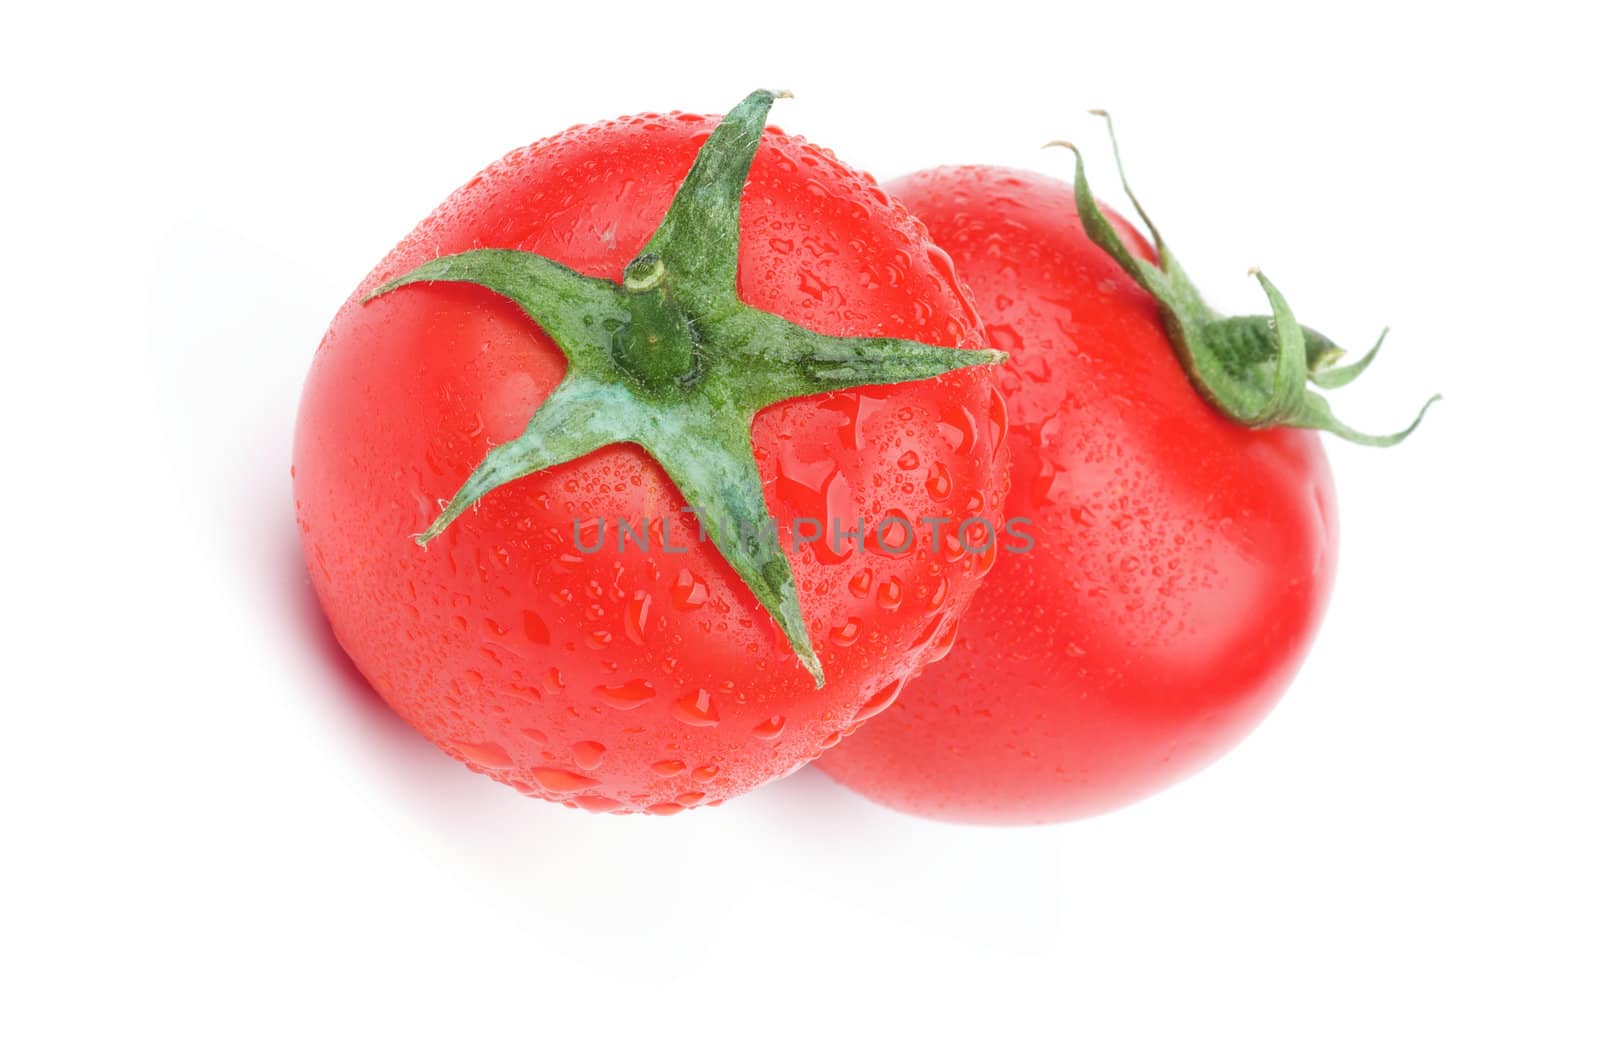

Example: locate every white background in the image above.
[6,2,1597,1056]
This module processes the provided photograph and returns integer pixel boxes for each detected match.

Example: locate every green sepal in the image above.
[365,248,627,378]
[411,375,642,546]
[364,89,1004,686]
[642,405,824,684]
[640,88,788,302]
[708,307,1004,411]
[1312,327,1386,389]
[1050,113,1438,445]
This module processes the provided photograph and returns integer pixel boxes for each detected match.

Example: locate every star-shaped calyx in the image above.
[364,89,1003,686]
[1051,112,1439,445]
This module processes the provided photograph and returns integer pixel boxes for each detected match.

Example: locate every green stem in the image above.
[1051,113,1439,445]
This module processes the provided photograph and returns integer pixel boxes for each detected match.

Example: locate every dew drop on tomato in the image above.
[595,679,656,710]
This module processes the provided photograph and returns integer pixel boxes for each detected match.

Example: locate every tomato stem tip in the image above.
[1056,113,1438,445]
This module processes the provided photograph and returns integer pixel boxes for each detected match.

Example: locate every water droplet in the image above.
[855,678,906,722]
[529,767,598,793]
[867,510,912,555]
[675,791,706,807]
[671,569,709,610]
[818,392,885,450]
[876,577,903,611]
[938,405,978,455]
[897,450,920,470]
[753,715,786,740]
[595,679,656,709]
[572,741,606,769]
[988,388,1009,449]
[646,803,685,816]
[652,759,687,776]
[928,619,960,663]
[673,688,720,727]
[987,323,1023,353]
[776,448,855,565]
[925,462,952,500]
[797,269,839,303]
[450,740,513,770]
[522,610,551,645]
[573,795,622,813]
[830,618,862,647]
[691,764,720,782]
[624,591,652,645]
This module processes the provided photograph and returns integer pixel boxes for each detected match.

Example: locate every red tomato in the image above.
[817,166,1337,823]
[294,110,1006,813]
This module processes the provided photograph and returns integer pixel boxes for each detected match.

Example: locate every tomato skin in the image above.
[293,115,1004,813]
[816,166,1337,824]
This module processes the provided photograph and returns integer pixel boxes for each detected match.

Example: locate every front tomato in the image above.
[294,93,1006,813]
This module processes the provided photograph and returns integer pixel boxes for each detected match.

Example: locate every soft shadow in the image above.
[268,511,522,813]
[278,527,402,733]
[743,763,902,835]
[242,437,535,828]
[150,219,565,852]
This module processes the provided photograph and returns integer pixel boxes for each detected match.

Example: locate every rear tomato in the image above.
[817,166,1338,823]
[294,102,1005,814]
